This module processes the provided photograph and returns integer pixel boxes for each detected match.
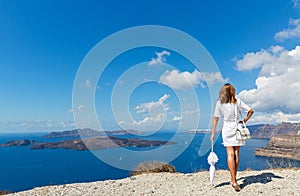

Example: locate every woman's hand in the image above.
[211,117,219,144]
[243,108,254,123]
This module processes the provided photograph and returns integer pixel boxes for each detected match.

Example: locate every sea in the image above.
[0,131,299,192]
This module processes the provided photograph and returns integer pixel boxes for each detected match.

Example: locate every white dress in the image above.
[214,98,251,146]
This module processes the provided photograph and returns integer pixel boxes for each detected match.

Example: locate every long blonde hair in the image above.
[219,83,237,104]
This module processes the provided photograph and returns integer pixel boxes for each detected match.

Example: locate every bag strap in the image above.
[235,101,247,128]
[234,102,238,125]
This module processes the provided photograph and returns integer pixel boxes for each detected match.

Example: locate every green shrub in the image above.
[130,161,176,176]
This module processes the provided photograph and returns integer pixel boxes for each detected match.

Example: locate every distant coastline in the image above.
[43,128,144,138]
[2,123,300,160]
[0,129,177,150]
[187,129,220,133]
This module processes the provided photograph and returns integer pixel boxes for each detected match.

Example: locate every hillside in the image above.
[255,134,300,160]
[250,122,300,138]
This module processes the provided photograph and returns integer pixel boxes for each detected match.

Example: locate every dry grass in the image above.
[130,161,176,176]
[0,190,12,195]
[244,167,253,171]
[266,157,298,169]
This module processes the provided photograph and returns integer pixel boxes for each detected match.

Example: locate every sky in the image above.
[0,0,300,133]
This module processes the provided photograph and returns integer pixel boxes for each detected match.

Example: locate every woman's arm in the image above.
[210,116,219,142]
[243,108,254,123]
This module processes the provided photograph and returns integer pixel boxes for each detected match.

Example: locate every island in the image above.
[1,136,176,150]
[43,128,144,138]
[0,139,36,147]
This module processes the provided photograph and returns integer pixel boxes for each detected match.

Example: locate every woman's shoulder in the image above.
[235,96,242,104]
[235,96,252,110]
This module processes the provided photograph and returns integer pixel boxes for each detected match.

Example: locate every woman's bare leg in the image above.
[226,146,238,185]
[234,146,240,177]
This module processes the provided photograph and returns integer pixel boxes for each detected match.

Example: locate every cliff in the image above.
[251,122,300,138]
[255,134,300,160]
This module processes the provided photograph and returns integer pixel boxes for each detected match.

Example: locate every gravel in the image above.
[8,169,300,196]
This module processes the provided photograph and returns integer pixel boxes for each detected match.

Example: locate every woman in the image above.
[210,83,254,192]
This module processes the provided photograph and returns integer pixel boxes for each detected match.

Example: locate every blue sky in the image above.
[1,0,300,132]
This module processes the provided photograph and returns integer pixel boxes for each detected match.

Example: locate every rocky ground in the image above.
[7,169,300,196]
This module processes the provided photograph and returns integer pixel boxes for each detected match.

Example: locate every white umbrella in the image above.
[207,145,218,185]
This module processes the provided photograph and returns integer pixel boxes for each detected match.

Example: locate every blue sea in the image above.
[0,131,298,192]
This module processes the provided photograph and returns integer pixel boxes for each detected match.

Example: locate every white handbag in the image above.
[235,103,251,140]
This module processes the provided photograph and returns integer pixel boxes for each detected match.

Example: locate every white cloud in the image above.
[68,104,86,113]
[235,47,279,71]
[250,111,300,124]
[134,94,170,114]
[159,69,227,90]
[85,80,91,88]
[80,79,93,88]
[159,94,170,102]
[236,45,300,123]
[1,120,77,132]
[235,17,300,124]
[274,18,300,41]
[77,104,85,111]
[148,50,170,66]
[204,72,228,86]
[236,45,300,76]
[172,116,181,121]
[128,113,166,126]
[118,94,171,130]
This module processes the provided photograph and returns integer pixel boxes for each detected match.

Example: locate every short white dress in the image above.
[214,98,251,147]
